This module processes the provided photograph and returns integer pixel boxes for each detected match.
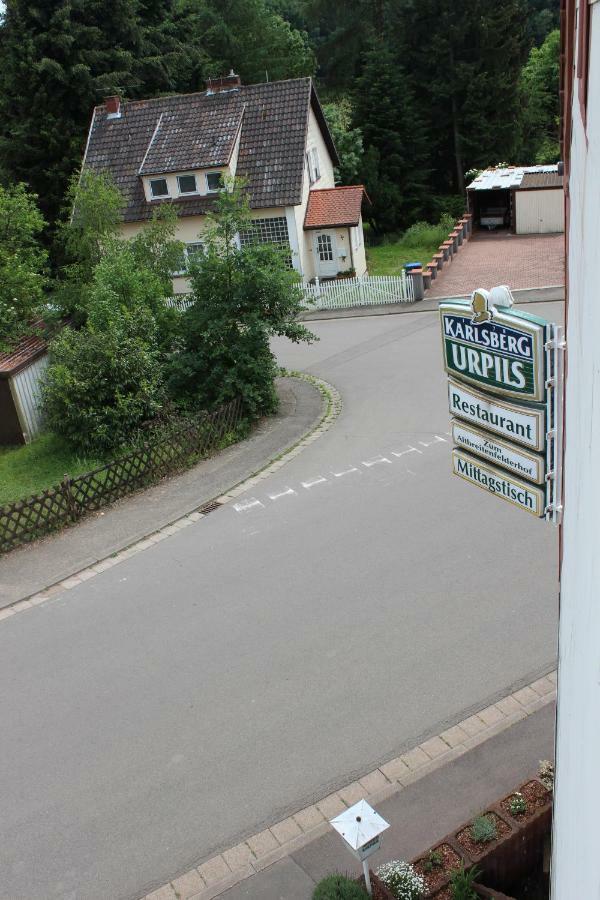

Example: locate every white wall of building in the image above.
[515,189,564,234]
[552,1,600,896]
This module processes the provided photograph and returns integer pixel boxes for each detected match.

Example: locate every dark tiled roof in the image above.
[84,78,338,221]
[304,186,367,229]
[0,329,47,377]
[519,172,564,189]
[139,91,244,175]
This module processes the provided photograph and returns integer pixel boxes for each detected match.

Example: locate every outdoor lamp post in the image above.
[330,799,390,896]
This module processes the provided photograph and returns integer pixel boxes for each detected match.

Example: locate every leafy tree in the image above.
[526,0,559,46]
[354,40,429,232]
[43,246,166,452]
[323,99,363,185]
[519,29,560,163]
[168,181,314,418]
[0,183,48,349]
[56,170,184,335]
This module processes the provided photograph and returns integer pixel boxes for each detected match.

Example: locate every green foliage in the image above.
[167,181,315,420]
[422,850,443,874]
[470,815,497,844]
[322,99,363,185]
[0,435,104,506]
[449,863,481,900]
[312,873,368,900]
[0,183,48,349]
[43,248,167,453]
[366,215,455,276]
[519,29,560,163]
[509,792,527,816]
[354,40,430,233]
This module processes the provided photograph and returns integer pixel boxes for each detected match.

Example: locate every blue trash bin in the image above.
[404,262,422,272]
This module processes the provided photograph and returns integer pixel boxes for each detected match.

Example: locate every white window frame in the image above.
[177,174,198,196]
[205,171,223,193]
[173,241,204,276]
[352,225,362,251]
[150,177,170,199]
[306,147,321,185]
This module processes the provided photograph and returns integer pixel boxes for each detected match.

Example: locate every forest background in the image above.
[0,0,560,251]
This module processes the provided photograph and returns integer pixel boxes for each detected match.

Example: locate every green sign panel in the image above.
[440,299,548,402]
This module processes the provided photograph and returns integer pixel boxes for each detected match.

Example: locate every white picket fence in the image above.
[302,273,414,310]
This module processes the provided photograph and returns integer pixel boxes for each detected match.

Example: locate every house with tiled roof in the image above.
[82,73,369,289]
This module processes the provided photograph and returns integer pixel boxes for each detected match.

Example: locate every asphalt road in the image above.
[0,305,560,900]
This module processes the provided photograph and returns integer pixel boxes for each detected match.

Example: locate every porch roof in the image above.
[304,185,367,230]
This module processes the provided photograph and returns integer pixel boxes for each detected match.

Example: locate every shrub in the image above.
[400,214,455,250]
[470,815,497,844]
[376,860,425,899]
[449,864,480,900]
[313,873,369,899]
[423,849,443,873]
[509,792,527,816]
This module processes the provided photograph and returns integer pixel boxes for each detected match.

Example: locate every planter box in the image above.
[454,809,517,887]
[413,842,466,898]
[429,882,516,899]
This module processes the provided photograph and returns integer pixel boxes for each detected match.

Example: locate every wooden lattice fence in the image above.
[0,397,243,554]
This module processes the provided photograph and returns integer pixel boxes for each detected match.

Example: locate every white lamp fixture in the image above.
[330,800,390,896]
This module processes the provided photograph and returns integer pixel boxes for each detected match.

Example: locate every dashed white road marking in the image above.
[232,433,447,514]
[392,446,423,457]
[419,435,447,448]
[233,498,264,513]
[268,488,297,501]
[301,476,328,489]
[362,455,392,467]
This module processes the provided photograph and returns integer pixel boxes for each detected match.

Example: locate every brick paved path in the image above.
[427,231,564,298]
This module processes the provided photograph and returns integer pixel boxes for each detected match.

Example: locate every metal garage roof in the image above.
[467,165,560,191]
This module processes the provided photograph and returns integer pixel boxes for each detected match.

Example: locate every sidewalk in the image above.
[0,377,324,609]
[217,703,555,900]
[300,286,564,321]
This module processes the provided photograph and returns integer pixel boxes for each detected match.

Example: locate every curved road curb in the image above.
[0,375,342,621]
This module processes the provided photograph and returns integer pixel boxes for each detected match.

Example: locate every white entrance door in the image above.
[314,232,338,278]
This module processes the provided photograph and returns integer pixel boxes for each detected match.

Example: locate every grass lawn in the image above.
[365,217,455,276]
[366,240,443,275]
[0,434,104,506]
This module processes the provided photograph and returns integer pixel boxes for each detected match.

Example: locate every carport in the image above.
[467,165,564,234]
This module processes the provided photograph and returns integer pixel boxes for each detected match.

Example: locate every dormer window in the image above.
[177,174,198,195]
[150,178,169,198]
[206,172,223,193]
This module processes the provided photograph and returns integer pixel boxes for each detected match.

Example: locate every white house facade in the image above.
[83,74,368,291]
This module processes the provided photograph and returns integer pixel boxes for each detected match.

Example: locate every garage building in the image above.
[467,165,564,234]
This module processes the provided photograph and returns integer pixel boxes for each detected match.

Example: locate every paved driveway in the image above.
[427,232,564,298]
[0,306,560,900]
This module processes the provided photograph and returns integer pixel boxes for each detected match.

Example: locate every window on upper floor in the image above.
[306,147,321,185]
[177,174,198,195]
[206,172,224,193]
[150,178,169,198]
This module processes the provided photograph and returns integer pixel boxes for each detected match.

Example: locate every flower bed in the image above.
[413,843,464,896]
[500,780,551,824]
[455,812,513,860]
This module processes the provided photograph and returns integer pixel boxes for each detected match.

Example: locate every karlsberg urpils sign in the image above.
[440,287,560,520]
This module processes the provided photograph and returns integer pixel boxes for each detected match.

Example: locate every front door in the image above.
[314,231,337,278]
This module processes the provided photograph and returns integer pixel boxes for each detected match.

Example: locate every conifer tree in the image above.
[354,40,430,232]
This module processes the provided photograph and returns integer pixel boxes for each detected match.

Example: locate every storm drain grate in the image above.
[198,500,222,515]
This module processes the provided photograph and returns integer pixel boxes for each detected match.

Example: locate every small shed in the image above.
[0,331,49,445]
[467,165,564,234]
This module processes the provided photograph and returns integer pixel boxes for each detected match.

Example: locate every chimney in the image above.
[105,95,121,118]
[206,70,241,95]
